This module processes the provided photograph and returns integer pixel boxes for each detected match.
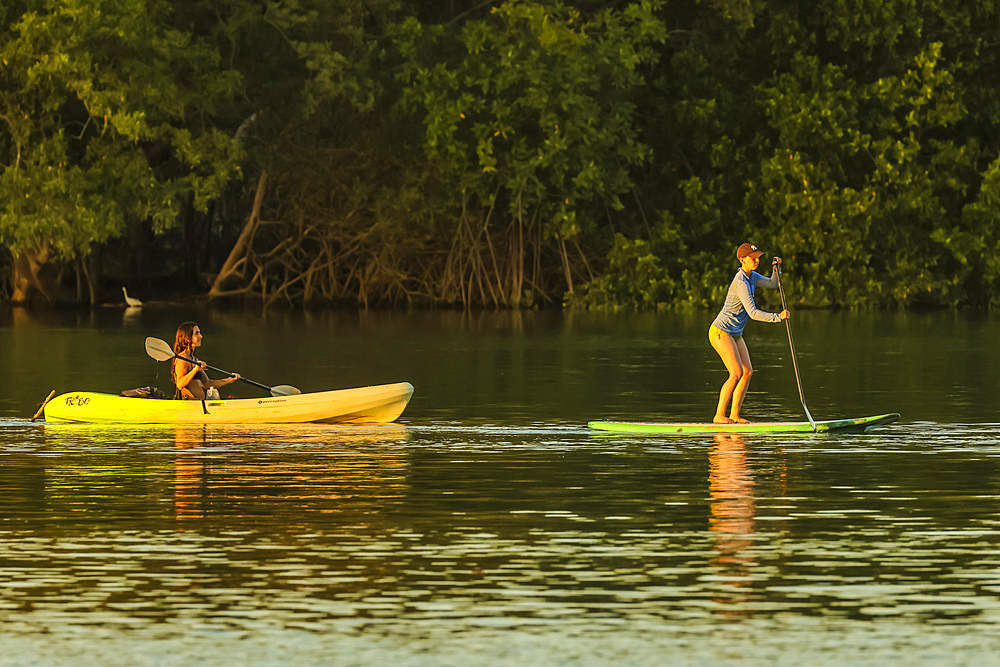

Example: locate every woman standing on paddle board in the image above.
[709,243,788,424]
[171,322,241,400]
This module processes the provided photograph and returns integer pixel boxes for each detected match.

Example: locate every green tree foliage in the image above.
[210,0,669,308]
[396,0,666,304]
[750,41,971,307]
[0,0,241,302]
[401,0,664,233]
[574,0,1000,310]
[197,0,437,306]
[3,0,1000,310]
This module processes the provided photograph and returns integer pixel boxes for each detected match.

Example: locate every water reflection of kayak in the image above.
[43,382,414,424]
[588,413,899,435]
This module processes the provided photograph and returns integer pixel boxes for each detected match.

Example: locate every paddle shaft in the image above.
[31,389,56,422]
[775,265,816,432]
[173,352,273,393]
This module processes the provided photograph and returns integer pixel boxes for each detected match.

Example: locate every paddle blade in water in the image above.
[270,385,301,396]
[145,337,176,362]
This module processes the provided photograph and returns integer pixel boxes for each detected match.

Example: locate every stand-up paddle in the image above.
[774,261,815,432]
[144,337,300,397]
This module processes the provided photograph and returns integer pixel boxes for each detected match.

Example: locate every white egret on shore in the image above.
[122,286,143,307]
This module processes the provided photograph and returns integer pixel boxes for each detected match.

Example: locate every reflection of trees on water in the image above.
[708,433,757,617]
[174,428,206,521]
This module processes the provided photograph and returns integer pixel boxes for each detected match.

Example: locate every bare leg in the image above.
[710,333,744,424]
[180,378,206,400]
[729,338,753,423]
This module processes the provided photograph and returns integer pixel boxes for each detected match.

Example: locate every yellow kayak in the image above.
[43,382,414,424]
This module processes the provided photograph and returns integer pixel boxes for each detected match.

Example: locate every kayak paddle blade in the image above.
[145,337,176,362]
[270,385,301,397]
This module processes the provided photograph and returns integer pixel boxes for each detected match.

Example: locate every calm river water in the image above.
[2,306,999,665]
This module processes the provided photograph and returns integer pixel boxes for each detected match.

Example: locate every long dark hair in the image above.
[171,322,199,384]
[173,321,199,355]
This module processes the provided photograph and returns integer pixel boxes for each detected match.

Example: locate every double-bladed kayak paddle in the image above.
[144,337,300,397]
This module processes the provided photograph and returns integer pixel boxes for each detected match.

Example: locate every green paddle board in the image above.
[587,413,900,435]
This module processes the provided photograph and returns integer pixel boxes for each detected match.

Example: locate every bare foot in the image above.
[729,416,750,424]
[713,415,734,424]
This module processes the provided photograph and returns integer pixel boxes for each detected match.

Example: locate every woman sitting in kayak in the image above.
[171,322,241,400]
[709,243,789,424]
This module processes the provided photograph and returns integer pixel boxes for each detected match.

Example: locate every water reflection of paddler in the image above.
[171,322,241,400]
[174,427,206,521]
[708,433,756,615]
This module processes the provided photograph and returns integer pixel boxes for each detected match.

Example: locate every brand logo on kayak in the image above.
[65,395,91,406]
[258,399,286,404]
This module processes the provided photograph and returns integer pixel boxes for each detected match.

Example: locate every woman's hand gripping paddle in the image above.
[144,337,301,397]
[774,261,816,432]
